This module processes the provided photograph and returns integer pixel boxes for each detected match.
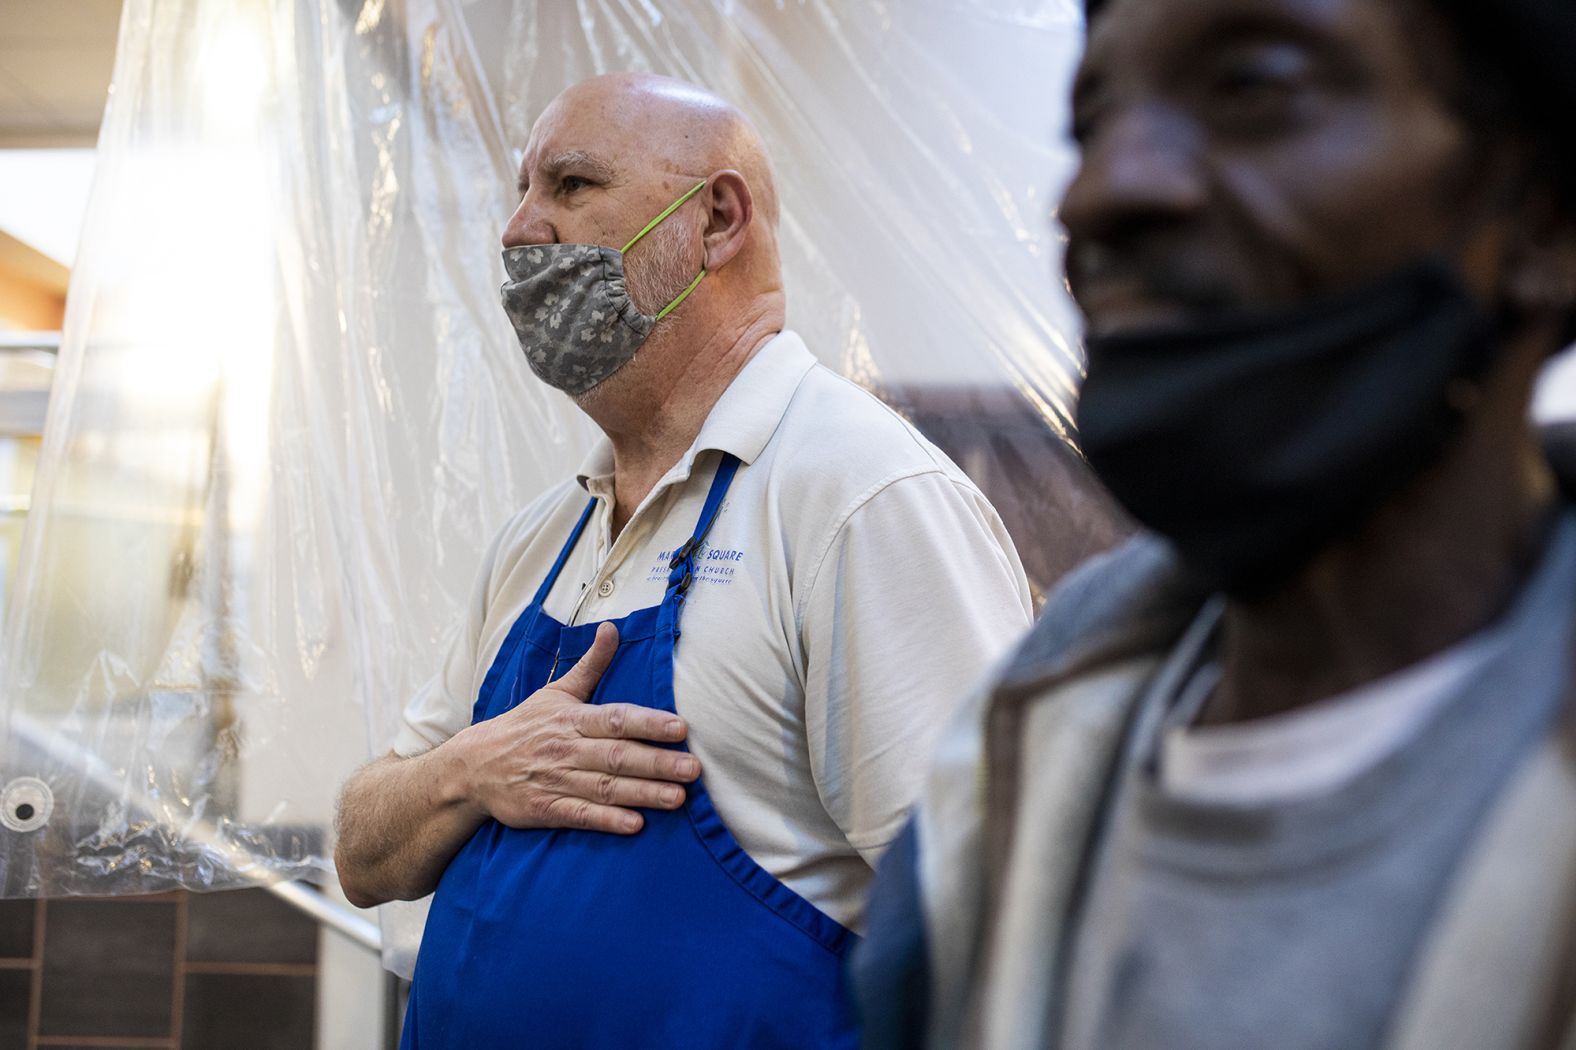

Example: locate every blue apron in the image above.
[403,453,859,1049]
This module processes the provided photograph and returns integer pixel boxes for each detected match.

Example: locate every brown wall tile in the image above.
[185,890,316,966]
[39,900,176,1039]
[0,901,34,960]
[0,968,31,1049]
[181,973,314,1050]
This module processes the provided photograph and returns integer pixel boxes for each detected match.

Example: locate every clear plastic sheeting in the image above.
[0,0,1123,964]
[0,0,594,899]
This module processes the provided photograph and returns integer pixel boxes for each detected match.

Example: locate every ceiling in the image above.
[0,0,124,147]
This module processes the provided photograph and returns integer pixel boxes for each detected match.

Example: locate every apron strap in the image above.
[533,453,738,617]
[531,498,598,609]
[666,453,742,598]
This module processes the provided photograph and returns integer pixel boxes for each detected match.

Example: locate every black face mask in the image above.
[1076,259,1499,598]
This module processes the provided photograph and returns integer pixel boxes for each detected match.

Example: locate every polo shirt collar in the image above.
[575,330,817,492]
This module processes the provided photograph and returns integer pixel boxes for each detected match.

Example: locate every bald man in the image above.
[333,74,1032,1048]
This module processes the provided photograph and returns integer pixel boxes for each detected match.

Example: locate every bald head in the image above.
[540,74,780,227]
[504,72,783,314]
[495,73,796,455]
[501,73,788,412]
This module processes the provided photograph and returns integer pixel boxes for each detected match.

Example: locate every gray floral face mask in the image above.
[500,181,707,396]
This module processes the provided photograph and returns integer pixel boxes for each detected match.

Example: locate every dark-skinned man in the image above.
[855,0,1576,1048]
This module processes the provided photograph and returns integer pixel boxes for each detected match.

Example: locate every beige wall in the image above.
[0,229,67,330]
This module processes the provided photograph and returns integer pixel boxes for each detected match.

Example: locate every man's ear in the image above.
[699,170,754,272]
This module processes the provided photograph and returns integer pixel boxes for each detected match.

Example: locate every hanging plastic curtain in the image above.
[0,0,1119,970]
[0,0,593,901]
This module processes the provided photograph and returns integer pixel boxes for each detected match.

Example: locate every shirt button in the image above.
[597,579,615,598]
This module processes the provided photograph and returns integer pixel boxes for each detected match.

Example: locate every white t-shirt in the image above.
[1159,602,1510,805]
[397,331,1034,928]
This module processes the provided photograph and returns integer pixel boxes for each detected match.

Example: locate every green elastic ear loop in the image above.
[655,269,707,321]
[622,180,709,321]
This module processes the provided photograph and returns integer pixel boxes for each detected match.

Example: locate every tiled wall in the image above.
[0,889,318,1050]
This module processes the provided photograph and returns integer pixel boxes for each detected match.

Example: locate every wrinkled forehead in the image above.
[521,82,699,183]
[521,94,626,176]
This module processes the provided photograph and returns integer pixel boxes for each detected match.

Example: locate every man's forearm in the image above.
[334,740,486,908]
[336,627,698,908]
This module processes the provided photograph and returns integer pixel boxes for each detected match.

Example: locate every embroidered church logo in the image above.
[647,542,747,586]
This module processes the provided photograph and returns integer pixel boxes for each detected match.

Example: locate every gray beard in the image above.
[624,217,702,318]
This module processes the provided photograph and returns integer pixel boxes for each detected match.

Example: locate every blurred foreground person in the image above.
[855,0,1576,1047]
[333,73,1032,1049]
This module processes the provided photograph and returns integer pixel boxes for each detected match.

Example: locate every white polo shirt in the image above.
[396,331,1033,929]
